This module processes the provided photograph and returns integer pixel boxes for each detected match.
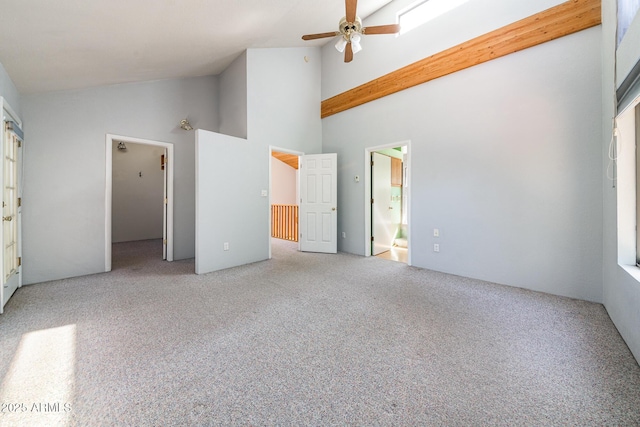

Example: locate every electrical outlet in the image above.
[434,243,440,252]
[342,232,346,238]
[434,228,440,237]
[223,242,229,251]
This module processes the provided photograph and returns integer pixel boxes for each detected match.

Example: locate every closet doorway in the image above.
[105,134,174,271]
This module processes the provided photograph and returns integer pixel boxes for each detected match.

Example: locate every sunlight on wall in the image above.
[0,324,76,426]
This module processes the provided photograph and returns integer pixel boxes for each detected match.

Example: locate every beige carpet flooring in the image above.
[0,238,639,426]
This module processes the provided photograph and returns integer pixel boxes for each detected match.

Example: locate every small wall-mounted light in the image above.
[117,142,127,151]
[180,119,193,131]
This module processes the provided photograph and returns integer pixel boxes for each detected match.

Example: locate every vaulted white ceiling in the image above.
[0,0,394,94]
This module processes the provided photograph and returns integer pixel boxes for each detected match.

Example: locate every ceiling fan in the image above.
[302,0,401,63]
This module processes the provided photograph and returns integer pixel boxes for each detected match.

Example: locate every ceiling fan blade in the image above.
[302,31,340,40]
[344,42,354,63]
[362,24,401,35]
[345,0,358,23]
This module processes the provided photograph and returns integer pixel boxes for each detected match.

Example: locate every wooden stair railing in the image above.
[271,204,298,242]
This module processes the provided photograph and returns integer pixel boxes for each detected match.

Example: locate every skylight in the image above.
[398,0,470,35]
[617,0,640,45]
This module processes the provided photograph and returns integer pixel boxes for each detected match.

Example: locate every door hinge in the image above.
[17,257,21,267]
[371,160,374,166]
[371,198,374,204]
[371,236,374,241]
[18,198,21,207]
[163,239,167,245]
[18,141,22,148]
[164,198,168,205]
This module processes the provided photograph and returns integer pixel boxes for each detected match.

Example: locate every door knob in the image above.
[332,207,336,211]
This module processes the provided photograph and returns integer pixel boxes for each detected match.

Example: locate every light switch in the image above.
[261,190,268,197]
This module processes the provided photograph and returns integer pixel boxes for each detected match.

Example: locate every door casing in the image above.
[364,141,412,265]
[0,97,23,314]
[105,134,174,271]
[371,152,395,255]
[268,146,304,259]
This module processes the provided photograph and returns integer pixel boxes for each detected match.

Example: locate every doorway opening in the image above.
[269,147,302,259]
[105,134,174,271]
[365,142,411,265]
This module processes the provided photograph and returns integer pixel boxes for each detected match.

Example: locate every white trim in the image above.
[615,106,637,267]
[0,97,22,128]
[105,134,175,272]
[618,88,640,117]
[365,141,412,266]
[0,97,23,314]
[621,264,640,283]
[268,145,304,259]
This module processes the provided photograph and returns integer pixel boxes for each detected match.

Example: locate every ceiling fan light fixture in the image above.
[301,0,400,63]
[335,36,348,53]
[350,32,362,54]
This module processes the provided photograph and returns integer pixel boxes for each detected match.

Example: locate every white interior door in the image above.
[2,120,22,310]
[299,153,337,254]
[372,152,394,255]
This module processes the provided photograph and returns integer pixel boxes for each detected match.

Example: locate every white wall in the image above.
[0,62,21,117]
[219,52,247,139]
[112,143,165,243]
[322,3,603,302]
[18,47,321,282]
[195,131,267,274]
[247,48,322,154]
[271,158,297,205]
[21,75,219,284]
[194,47,322,273]
[602,0,640,364]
